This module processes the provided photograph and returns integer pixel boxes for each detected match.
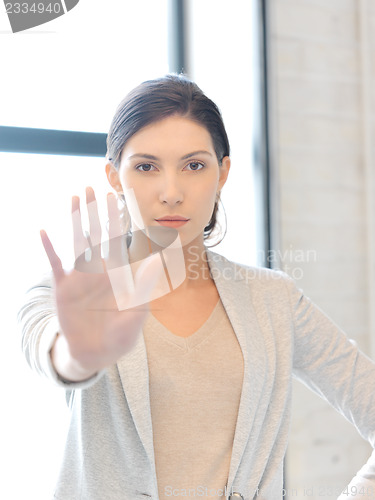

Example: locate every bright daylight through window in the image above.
[0,1,260,499]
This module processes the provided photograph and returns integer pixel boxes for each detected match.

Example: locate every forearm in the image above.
[18,276,105,389]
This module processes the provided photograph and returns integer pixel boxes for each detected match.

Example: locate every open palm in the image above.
[40,187,162,377]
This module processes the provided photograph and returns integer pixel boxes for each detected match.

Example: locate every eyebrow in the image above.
[127,150,213,161]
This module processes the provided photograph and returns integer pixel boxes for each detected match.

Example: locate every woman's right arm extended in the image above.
[18,187,162,387]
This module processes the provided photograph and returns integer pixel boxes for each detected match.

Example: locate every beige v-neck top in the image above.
[142,298,244,499]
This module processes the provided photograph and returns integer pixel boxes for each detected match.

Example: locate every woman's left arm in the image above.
[286,275,375,499]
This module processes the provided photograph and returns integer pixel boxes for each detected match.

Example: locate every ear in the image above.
[218,156,231,191]
[105,162,122,193]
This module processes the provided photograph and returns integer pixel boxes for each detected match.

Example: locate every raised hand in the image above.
[40,186,162,381]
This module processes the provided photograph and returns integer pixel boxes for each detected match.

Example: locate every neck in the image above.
[180,242,212,288]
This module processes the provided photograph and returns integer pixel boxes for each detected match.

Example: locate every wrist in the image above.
[50,333,98,383]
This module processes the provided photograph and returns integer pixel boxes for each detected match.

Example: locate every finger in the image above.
[106,193,128,269]
[40,229,65,283]
[71,196,88,261]
[86,187,102,263]
[124,187,145,230]
[86,187,102,248]
[107,192,122,241]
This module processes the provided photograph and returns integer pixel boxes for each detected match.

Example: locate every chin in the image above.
[180,231,205,248]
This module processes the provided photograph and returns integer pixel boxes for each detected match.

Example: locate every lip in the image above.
[155,216,189,221]
[155,216,190,228]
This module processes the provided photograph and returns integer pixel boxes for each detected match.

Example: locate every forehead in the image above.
[121,115,215,158]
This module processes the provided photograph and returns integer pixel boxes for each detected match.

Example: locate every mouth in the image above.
[155,216,189,221]
[155,216,190,228]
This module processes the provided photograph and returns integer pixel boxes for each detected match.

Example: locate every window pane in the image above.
[0,152,112,499]
[1,3,264,497]
[0,0,169,132]
[186,0,259,266]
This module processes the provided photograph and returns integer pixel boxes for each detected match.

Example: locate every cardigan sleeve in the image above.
[17,272,105,390]
[286,275,375,498]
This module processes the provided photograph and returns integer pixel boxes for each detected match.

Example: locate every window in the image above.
[0,1,169,131]
[1,1,268,498]
[2,153,112,499]
[186,0,269,266]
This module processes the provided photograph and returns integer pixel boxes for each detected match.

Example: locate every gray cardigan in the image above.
[18,249,375,500]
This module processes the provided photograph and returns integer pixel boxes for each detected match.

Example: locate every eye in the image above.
[185,161,205,171]
[135,163,157,172]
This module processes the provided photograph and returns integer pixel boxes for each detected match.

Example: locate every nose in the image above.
[158,172,183,205]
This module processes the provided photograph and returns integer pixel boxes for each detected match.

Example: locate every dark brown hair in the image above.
[106,74,230,244]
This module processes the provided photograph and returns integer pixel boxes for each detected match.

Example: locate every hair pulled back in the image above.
[106,74,230,244]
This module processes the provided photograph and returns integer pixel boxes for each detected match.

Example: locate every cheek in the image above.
[195,182,217,206]
[120,173,148,207]
[119,170,136,190]
[123,186,149,229]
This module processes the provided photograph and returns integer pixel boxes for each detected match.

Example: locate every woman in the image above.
[18,74,375,500]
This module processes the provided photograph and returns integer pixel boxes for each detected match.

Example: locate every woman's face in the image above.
[106,115,230,248]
